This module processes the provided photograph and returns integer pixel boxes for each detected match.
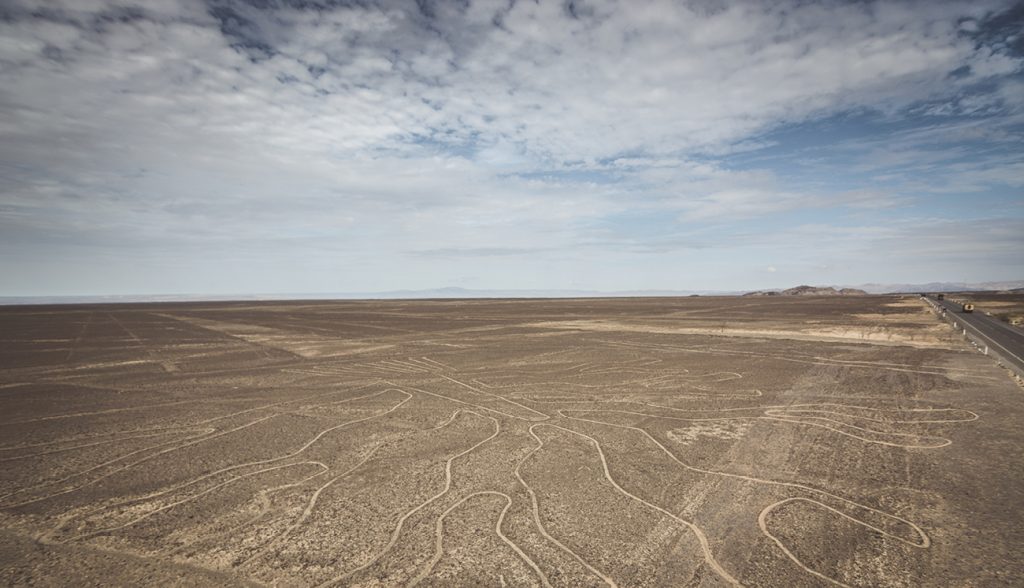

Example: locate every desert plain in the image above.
[1,295,1022,587]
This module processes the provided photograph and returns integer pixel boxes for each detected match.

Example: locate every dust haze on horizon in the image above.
[1,0,1023,297]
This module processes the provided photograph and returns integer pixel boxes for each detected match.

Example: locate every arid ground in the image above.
[1,296,1022,586]
[947,292,1024,326]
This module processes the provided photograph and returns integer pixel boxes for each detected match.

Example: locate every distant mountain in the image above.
[743,285,867,296]
[786,285,867,296]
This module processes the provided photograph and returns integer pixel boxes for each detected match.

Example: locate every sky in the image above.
[1,0,1022,296]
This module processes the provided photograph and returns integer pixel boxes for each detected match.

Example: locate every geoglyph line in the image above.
[567,408,955,449]
[438,375,551,422]
[758,496,929,588]
[597,339,1001,381]
[50,389,411,536]
[590,397,976,422]
[239,446,384,566]
[406,384,551,423]
[406,491,551,588]
[0,429,209,463]
[2,415,278,509]
[527,423,742,587]
[558,411,933,584]
[4,385,385,504]
[1,384,384,503]
[69,461,328,542]
[514,427,618,588]
[317,410,501,587]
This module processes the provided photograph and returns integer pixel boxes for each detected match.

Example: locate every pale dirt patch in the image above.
[852,313,935,323]
[668,421,752,445]
[966,301,1020,309]
[526,320,960,349]
[883,299,927,309]
[157,314,393,358]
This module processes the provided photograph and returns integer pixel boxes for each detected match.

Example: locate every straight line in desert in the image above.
[64,311,93,362]
[407,384,550,423]
[438,374,551,421]
[370,362,424,374]
[380,359,433,372]
[418,356,454,370]
[400,358,438,371]
[152,312,302,359]
[598,339,1001,380]
[107,312,177,372]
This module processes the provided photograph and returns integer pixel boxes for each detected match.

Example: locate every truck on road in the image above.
[962,303,975,313]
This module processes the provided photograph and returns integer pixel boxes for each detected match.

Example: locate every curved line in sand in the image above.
[69,461,328,542]
[515,426,618,588]
[43,389,410,531]
[406,491,551,588]
[566,407,957,449]
[527,423,742,587]
[317,410,501,587]
[558,411,932,584]
[758,496,930,588]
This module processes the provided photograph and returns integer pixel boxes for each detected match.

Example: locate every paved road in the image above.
[931,296,1024,376]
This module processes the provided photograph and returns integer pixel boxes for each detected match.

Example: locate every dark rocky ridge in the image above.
[744,285,869,297]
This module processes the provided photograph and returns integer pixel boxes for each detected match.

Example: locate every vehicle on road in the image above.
[962,303,975,313]
[937,293,945,300]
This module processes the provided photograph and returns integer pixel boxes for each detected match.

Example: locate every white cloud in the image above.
[0,0,1021,293]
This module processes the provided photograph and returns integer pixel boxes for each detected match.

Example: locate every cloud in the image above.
[0,0,1021,293]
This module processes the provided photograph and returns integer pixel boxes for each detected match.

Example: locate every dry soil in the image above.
[1,296,1021,587]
